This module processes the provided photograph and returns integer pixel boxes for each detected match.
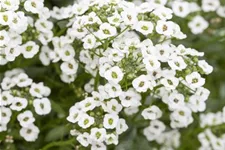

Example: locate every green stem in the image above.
[40,138,75,150]
[94,71,100,91]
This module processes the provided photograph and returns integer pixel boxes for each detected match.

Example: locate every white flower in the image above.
[103,114,119,129]
[79,97,97,112]
[58,44,75,62]
[10,97,28,111]
[143,55,161,72]
[103,99,122,114]
[24,0,44,14]
[60,59,78,75]
[0,30,10,47]
[35,19,53,33]
[13,73,33,87]
[161,76,179,90]
[29,82,50,98]
[17,110,35,127]
[186,72,205,89]
[132,75,156,92]
[217,6,225,18]
[77,132,90,147]
[82,34,96,49]
[97,23,117,39]
[119,88,141,107]
[116,119,128,135]
[67,107,81,123]
[142,105,162,120]
[168,92,185,111]
[21,41,39,59]
[202,0,220,12]
[0,91,13,106]
[168,55,187,71]
[33,98,51,115]
[108,12,122,27]
[90,128,107,142]
[78,113,95,129]
[188,16,209,34]
[0,107,12,124]
[172,1,190,18]
[188,95,206,112]
[0,11,13,25]
[156,20,174,36]
[19,124,40,142]
[121,10,138,27]
[0,122,7,132]
[72,3,89,15]
[198,60,213,75]
[106,133,118,145]
[136,21,154,35]
[104,83,122,98]
[153,6,173,21]
[104,66,124,84]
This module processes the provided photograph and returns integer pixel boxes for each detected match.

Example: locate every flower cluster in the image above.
[0,68,51,142]
[0,0,53,65]
[170,0,225,34]
[58,0,214,149]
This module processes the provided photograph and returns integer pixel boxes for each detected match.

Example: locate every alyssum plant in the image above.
[0,0,216,150]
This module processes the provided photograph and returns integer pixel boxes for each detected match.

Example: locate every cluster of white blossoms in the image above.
[0,68,51,142]
[143,120,181,150]
[0,0,53,65]
[197,106,225,150]
[56,0,214,149]
[133,0,225,35]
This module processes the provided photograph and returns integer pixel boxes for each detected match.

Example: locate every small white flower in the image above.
[21,41,39,59]
[202,0,220,12]
[143,55,161,72]
[78,113,95,129]
[58,44,75,62]
[168,92,185,111]
[142,105,162,120]
[104,66,124,84]
[186,72,205,89]
[119,88,141,107]
[0,91,13,106]
[198,60,213,75]
[106,133,118,145]
[60,59,78,75]
[82,34,96,49]
[97,23,117,39]
[0,30,10,47]
[10,97,28,111]
[90,128,107,142]
[103,114,119,129]
[155,20,174,36]
[103,99,122,114]
[0,107,12,124]
[13,73,33,87]
[19,124,40,142]
[136,21,154,35]
[161,76,179,90]
[116,119,128,135]
[153,6,173,21]
[132,75,156,92]
[24,0,44,14]
[172,1,190,18]
[168,55,187,71]
[33,98,51,115]
[188,16,209,34]
[17,110,35,127]
[77,132,90,147]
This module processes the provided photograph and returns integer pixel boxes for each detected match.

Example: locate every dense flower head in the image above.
[0,68,51,141]
[0,0,53,65]
[57,0,214,149]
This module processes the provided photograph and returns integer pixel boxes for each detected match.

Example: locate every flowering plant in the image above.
[0,0,224,150]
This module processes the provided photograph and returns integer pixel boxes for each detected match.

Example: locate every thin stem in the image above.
[40,138,75,150]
